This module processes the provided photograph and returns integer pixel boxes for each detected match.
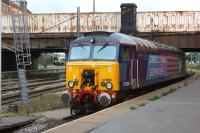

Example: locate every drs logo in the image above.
[146,54,167,80]
[146,54,179,80]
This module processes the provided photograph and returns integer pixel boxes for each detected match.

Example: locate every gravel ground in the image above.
[13,117,66,133]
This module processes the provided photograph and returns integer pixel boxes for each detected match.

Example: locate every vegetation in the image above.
[161,87,177,96]
[38,53,54,69]
[3,93,68,116]
[130,86,179,111]
[148,86,177,101]
[138,103,146,107]
[21,94,67,115]
[130,103,146,111]
[3,0,10,5]
[130,106,136,110]
[186,52,200,73]
[130,103,146,110]
[38,53,65,69]
[186,52,200,62]
[149,95,160,101]
[187,64,200,73]
[168,87,177,93]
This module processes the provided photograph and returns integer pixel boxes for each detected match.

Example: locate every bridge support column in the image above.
[28,52,41,70]
[31,58,39,70]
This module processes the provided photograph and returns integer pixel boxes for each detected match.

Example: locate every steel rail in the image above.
[2,79,65,93]
[2,81,66,105]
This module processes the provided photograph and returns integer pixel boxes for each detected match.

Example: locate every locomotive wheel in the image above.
[85,95,94,114]
[70,106,80,116]
[70,101,81,116]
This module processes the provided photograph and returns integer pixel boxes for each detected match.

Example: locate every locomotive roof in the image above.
[71,31,183,54]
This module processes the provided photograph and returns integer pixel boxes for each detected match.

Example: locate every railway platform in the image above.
[91,77,200,133]
[33,108,70,120]
[0,116,36,131]
[44,75,200,133]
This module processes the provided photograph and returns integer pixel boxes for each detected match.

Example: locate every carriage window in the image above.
[122,46,130,61]
[69,45,91,60]
[93,45,117,60]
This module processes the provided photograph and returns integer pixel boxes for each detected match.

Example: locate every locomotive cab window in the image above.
[68,44,118,61]
[69,45,91,60]
[121,46,130,61]
[93,45,117,60]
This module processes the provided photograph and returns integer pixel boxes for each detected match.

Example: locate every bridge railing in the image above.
[137,11,200,32]
[2,11,200,33]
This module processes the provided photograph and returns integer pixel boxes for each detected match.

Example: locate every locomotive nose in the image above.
[98,92,111,107]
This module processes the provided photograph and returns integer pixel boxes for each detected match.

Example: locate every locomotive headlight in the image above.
[74,80,78,85]
[106,82,112,89]
[101,82,106,86]
[68,81,74,88]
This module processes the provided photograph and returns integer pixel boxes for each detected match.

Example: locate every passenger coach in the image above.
[65,31,186,115]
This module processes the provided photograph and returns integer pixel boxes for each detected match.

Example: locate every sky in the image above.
[26,0,200,13]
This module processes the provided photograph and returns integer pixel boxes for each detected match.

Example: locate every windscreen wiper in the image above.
[78,44,87,52]
[97,44,108,53]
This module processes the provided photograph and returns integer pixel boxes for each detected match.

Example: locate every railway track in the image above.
[2,78,66,105]
[2,68,66,105]
[2,68,65,79]
[2,78,65,93]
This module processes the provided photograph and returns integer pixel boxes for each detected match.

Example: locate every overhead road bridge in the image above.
[2,11,200,50]
[1,4,200,70]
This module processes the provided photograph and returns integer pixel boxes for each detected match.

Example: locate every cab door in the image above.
[119,45,136,89]
[130,46,137,89]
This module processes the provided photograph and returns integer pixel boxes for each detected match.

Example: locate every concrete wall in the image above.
[2,11,200,33]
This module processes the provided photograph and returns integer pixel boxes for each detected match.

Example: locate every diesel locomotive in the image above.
[64,31,186,115]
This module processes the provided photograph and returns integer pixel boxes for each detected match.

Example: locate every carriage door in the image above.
[130,46,137,89]
[120,45,136,89]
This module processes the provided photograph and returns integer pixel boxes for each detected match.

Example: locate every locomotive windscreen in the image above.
[93,45,117,60]
[69,45,91,60]
[68,44,118,61]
